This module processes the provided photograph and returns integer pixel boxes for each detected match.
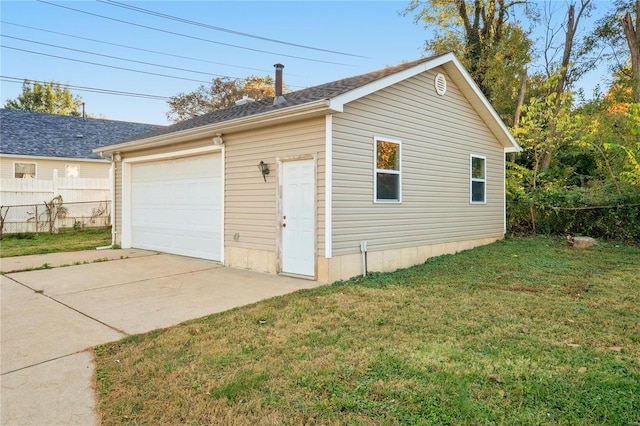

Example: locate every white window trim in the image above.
[14,161,37,179]
[470,154,487,204]
[373,136,402,203]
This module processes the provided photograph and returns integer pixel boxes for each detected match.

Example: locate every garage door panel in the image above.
[131,153,222,261]
[132,228,220,259]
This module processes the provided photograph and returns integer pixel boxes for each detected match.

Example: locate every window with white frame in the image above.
[14,162,36,178]
[470,155,486,203]
[375,137,401,202]
[65,164,80,177]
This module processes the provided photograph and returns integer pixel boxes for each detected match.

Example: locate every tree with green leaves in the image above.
[4,80,83,116]
[166,75,278,122]
[622,0,640,102]
[404,0,532,125]
[538,0,594,172]
[593,0,640,102]
[512,74,579,189]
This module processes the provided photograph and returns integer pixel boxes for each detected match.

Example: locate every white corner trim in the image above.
[121,160,132,248]
[325,115,333,259]
[502,154,507,234]
[109,164,115,246]
[219,145,226,265]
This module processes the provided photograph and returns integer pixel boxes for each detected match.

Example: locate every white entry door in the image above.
[281,159,315,277]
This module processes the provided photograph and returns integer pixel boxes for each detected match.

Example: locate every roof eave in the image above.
[440,59,522,153]
[327,52,521,153]
[0,153,109,162]
[94,100,334,154]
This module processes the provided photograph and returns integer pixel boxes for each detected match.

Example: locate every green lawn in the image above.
[0,228,112,257]
[95,236,640,425]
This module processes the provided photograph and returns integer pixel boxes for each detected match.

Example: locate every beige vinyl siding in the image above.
[225,118,325,253]
[331,67,506,256]
[112,120,326,255]
[1,156,110,179]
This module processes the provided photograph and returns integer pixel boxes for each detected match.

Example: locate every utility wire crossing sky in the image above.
[0,1,609,125]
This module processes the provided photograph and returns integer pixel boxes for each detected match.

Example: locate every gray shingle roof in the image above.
[122,56,434,143]
[0,109,162,160]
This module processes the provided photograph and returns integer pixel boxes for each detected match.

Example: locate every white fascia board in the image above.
[328,53,457,111]
[0,153,109,163]
[328,52,522,153]
[440,58,522,153]
[94,100,334,154]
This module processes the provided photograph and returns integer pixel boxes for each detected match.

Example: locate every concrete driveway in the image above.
[1,249,322,425]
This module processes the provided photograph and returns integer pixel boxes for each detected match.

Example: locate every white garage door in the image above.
[131,153,222,260]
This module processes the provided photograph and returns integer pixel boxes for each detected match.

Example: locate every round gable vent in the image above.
[434,73,447,96]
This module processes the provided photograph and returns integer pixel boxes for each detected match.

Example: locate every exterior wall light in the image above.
[212,133,224,145]
[257,160,270,181]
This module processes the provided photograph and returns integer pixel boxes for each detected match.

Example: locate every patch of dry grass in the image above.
[96,236,640,425]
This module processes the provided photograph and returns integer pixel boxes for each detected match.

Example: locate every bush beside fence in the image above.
[507,188,640,241]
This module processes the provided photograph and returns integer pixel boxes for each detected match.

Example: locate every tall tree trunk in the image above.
[622,0,640,103]
[510,69,527,162]
[541,1,590,172]
[513,69,527,128]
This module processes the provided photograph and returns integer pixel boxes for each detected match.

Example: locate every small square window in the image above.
[374,138,401,202]
[15,162,36,178]
[470,155,486,203]
[65,164,80,177]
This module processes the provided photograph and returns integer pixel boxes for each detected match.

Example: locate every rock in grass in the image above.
[566,235,598,249]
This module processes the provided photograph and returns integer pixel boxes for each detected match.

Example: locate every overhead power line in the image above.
[1,45,214,85]
[36,0,358,67]
[1,76,170,100]
[2,35,242,79]
[99,0,368,59]
[1,21,276,75]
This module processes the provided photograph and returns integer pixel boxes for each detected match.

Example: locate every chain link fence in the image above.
[0,200,111,238]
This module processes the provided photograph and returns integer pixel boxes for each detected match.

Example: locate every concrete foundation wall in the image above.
[226,236,501,283]
[318,236,502,283]
[225,246,278,275]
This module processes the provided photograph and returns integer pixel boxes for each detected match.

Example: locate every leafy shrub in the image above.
[508,183,640,242]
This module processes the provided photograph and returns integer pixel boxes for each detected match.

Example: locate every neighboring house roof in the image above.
[96,53,521,153]
[0,109,163,160]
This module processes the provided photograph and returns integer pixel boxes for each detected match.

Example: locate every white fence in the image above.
[0,171,112,234]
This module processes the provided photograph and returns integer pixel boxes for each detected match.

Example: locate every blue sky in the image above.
[1,1,612,125]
